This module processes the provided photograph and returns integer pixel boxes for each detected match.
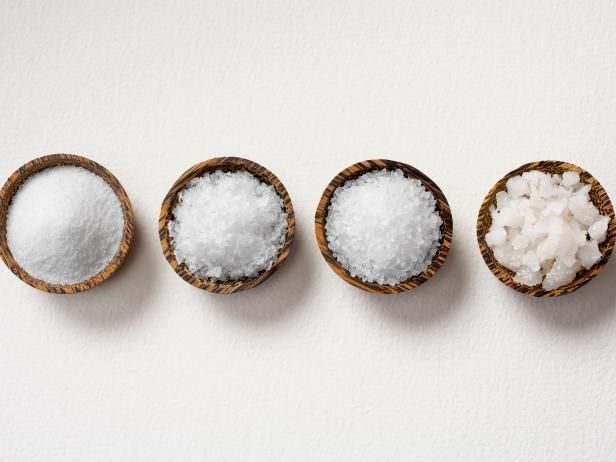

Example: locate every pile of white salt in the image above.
[486,170,611,290]
[168,170,288,281]
[7,166,124,285]
[325,169,442,286]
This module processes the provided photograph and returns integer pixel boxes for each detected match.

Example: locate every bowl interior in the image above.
[158,157,296,294]
[477,160,616,297]
[0,154,134,294]
[315,159,453,294]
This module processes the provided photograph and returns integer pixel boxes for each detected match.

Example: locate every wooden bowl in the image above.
[477,160,616,297]
[315,159,453,294]
[159,157,296,294]
[0,154,135,294]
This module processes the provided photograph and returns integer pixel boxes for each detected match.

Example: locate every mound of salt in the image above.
[325,169,442,286]
[485,170,610,290]
[7,166,124,285]
[168,170,288,281]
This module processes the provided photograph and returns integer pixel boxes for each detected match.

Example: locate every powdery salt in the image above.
[485,170,611,290]
[7,166,124,285]
[325,169,442,286]
[168,170,288,281]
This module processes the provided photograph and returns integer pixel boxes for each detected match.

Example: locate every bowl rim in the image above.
[476,160,616,297]
[0,153,135,294]
[158,156,296,294]
[314,159,453,294]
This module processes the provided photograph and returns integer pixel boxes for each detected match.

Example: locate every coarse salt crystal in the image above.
[561,171,580,187]
[577,240,602,270]
[588,215,610,242]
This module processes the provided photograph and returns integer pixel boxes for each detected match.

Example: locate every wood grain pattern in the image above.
[477,160,616,297]
[0,154,135,294]
[314,159,453,294]
[158,157,296,294]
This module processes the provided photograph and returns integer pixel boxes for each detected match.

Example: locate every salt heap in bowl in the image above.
[6,166,124,285]
[485,170,611,291]
[325,169,442,286]
[168,170,288,281]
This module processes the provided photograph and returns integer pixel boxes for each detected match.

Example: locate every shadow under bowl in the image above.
[477,160,616,297]
[314,159,453,294]
[158,157,296,294]
[0,153,135,294]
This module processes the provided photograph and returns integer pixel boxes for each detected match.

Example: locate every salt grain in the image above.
[486,170,611,290]
[168,170,288,281]
[325,169,442,286]
[7,166,124,285]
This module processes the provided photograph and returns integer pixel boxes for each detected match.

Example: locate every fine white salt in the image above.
[486,170,611,290]
[168,170,288,281]
[7,166,124,285]
[325,169,442,286]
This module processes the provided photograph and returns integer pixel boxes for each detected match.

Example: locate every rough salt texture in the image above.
[325,169,442,286]
[168,170,288,281]
[7,166,124,285]
[486,170,611,291]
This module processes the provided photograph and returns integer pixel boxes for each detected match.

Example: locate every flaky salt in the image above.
[168,170,288,281]
[7,166,124,285]
[485,170,611,290]
[325,169,442,286]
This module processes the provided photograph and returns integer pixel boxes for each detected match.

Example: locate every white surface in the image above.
[1,1,616,460]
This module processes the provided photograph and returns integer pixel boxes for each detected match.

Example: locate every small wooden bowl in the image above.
[477,160,616,297]
[159,157,296,294]
[315,159,453,294]
[0,154,135,294]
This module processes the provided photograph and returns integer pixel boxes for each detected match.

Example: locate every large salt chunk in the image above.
[485,227,507,247]
[528,193,545,210]
[500,207,524,227]
[569,220,589,247]
[514,266,542,286]
[512,234,529,250]
[544,197,567,216]
[575,184,591,198]
[539,175,560,198]
[542,259,580,291]
[588,215,610,243]
[568,194,599,225]
[521,207,538,225]
[535,234,559,261]
[556,227,580,268]
[522,170,542,187]
[522,250,540,272]
[506,176,530,198]
[577,240,602,270]
[495,191,510,209]
[561,171,580,187]
[493,243,523,272]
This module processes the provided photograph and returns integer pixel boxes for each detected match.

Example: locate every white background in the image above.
[1,1,616,460]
